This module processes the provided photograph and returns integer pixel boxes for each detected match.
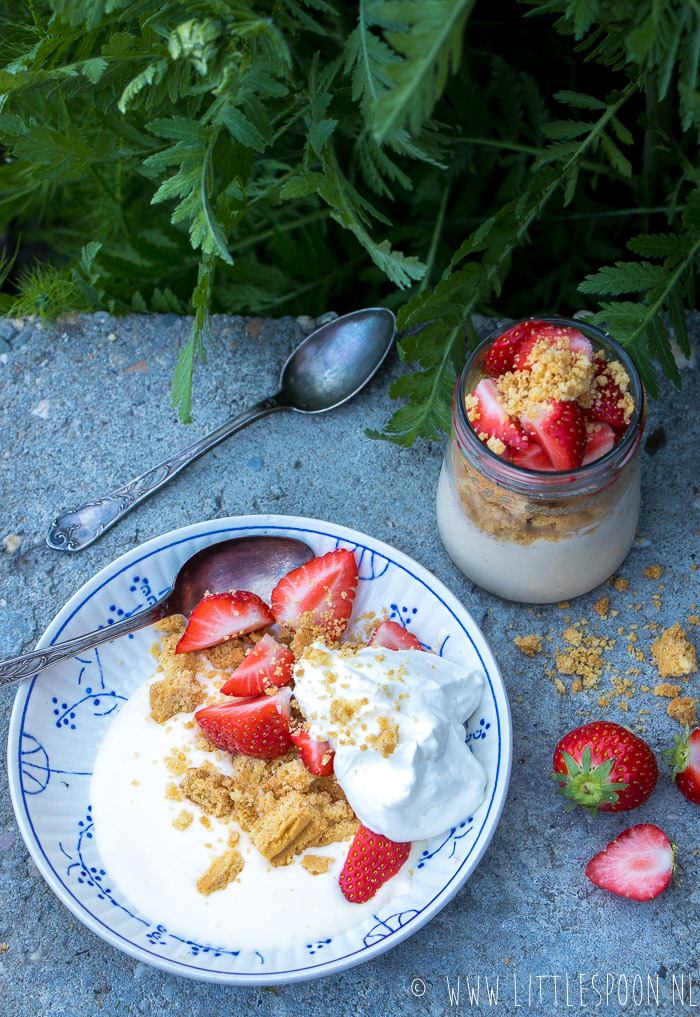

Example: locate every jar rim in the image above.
[454,316,646,493]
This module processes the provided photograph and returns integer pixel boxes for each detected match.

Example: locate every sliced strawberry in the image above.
[520,400,587,471]
[467,379,530,451]
[509,442,557,472]
[583,421,615,465]
[369,620,423,651]
[220,633,295,696]
[339,825,411,903]
[482,323,533,376]
[290,727,335,776]
[195,688,292,759]
[585,361,631,428]
[585,824,675,902]
[270,548,358,639]
[175,591,274,653]
[512,323,593,370]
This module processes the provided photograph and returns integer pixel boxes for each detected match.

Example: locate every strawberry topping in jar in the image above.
[436,317,646,603]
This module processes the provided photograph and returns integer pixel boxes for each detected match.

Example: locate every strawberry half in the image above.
[220,633,295,696]
[482,322,534,376]
[339,825,411,903]
[663,726,700,805]
[468,379,530,451]
[176,591,274,653]
[552,721,658,816]
[509,442,557,472]
[520,400,587,471]
[195,688,292,759]
[585,824,675,902]
[270,548,358,639]
[290,727,335,776]
[368,620,423,651]
[585,361,630,428]
[512,323,593,370]
[582,421,615,465]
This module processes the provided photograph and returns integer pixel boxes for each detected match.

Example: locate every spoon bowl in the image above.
[0,535,314,689]
[47,308,395,552]
[280,307,395,412]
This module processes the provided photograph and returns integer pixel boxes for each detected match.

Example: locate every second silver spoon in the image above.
[47,307,395,552]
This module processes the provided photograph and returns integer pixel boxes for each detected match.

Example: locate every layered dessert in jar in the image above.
[436,317,646,603]
[91,548,487,951]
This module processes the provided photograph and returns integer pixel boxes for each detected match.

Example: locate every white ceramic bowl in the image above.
[8,516,512,984]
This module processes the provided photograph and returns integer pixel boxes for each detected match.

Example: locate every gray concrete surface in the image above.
[0,310,698,1016]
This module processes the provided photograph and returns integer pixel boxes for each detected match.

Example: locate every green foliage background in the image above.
[0,0,698,438]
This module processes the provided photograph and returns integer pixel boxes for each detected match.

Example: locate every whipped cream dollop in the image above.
[293,643,487,842]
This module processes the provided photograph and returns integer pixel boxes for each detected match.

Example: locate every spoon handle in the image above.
[47,395,286,552]
[0,598,171,689]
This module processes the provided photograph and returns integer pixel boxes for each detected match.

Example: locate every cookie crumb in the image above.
[652,683,681,699]
[643,564,663,580]
[514,634,542,657]
[667,697,698,728]
[651,624,698,679]
[196,848,244,896]
[172,809,193,830]
[593,597,610,619]
[302,854,333,875]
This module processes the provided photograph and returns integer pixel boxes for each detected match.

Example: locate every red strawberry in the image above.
[195,688,292,759]
[663,726,700,805]
[220,633,295,696]
[369,620,423,651]
[552,721,658,816]
[509,442,557,472]
[339,826,411,903]
[582,421,615,465]
[585,824,675,902]
[270,548,358,639]
[585,361,630,428]
[482,322,533,376]
[290,727,335,776]
[512,323,593,370]
[520,400,587,471]
[467,379,530,451]
[176,591,274,653]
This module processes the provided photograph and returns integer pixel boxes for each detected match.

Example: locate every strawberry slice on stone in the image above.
[270,548,358,640]
[220,633,295,696]
[585,824,675,902]
[520,400,587,471]
[339,825,411,903]
[368,620,423,651]
[468,379,530,451]
[176,591,274,653]
[195,687,292,759]
[290,727,335,776]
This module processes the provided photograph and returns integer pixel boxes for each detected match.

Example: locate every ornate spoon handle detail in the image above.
[47,395,285,552]
[0,599,171,689]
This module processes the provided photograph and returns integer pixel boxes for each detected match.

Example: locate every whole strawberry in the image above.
[552,721,658,816]
[663,725,700,804]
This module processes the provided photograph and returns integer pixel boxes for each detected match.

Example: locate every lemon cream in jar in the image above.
[436,317,645,604]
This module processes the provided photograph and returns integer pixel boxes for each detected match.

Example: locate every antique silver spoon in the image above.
[0,535,314,688]
[47,307,396,552]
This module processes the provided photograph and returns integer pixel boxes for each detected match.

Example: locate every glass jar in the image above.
[436,317,646,603]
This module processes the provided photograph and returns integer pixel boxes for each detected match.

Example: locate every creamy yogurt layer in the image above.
[91,677,419,953]
[293,643,487,842]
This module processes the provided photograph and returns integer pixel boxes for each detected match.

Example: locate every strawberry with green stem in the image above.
[663,725,700,804]
[552,721,658,816]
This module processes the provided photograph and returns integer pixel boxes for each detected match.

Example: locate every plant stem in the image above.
[419,184,450,294]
